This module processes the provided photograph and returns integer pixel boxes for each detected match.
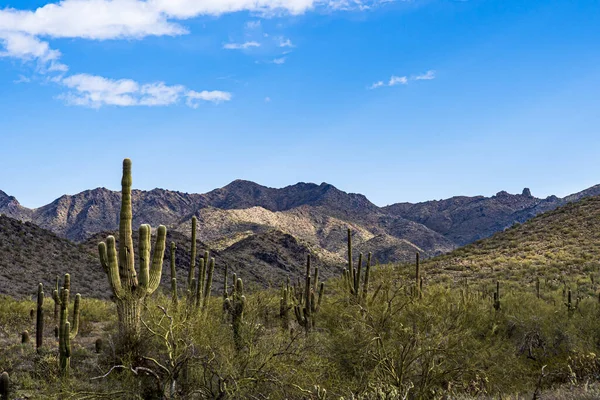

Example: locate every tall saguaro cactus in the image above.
[225,277,246,350]
[415,252,421,299]
[36,283,44,352]
[188,216,198,292]
[343,229,372,304]
[98,159,167,345]
[59,288,80,377]
[170,242,179,307]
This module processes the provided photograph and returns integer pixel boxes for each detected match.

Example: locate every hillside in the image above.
[424,195,600,285]
[0,214,109,298]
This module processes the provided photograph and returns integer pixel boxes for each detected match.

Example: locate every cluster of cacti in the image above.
[194,250,215,311]
[224,275,246,349]
[0,372,8,400]
[36,283,44,352]
[564,288,579,316]
[292,255,324,332]
[169,215,216,312]
[55,274,81,377]
[98,158,167,345]
[342,229,372,304]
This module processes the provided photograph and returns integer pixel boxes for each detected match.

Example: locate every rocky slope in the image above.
[422,194,600,285]
[0,214,108,298]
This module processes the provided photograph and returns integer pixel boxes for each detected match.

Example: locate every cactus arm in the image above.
[70,294,81,339]
[138,224,151,292]
[99,244,109,274]
[147,225,167,294]
[104,237,125,299]
[316,282,324,312]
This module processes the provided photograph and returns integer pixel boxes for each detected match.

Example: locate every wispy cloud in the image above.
[278,37,295,48]
[272,57,286,64]
[369,70,436,89]
[223,41,261,50]
[388,75,408,86]
[415,70,435,80]
[245,20,262,29]
[368,81,385,90]
[58,74,231,108]
[265,96,271,102]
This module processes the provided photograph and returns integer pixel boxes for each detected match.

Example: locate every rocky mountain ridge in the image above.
[1,181,597,265]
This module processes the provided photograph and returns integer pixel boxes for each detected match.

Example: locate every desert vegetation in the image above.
[1,159,600,399]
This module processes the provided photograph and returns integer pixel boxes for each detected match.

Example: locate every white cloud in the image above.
[415,70,435,80]
[223,41,261,49]
[264,96,271,102]
[0,32,68,72]
[388,75,407,86]
[58,73,231,108]
[0,0,393,105]
[185,90,232,108]
[272,57,286,64]
[369,70,435,89]
[14,74,31,83]
[246,20,262,29]
[0,0,334,44]
[278,37,294,47]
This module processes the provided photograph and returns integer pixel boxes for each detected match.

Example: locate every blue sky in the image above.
[0,0,599,208]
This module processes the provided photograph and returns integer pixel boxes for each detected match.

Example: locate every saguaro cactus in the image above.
[280,277,292,330]
[225,277,246,349]
[170,242,179,307]
[493,281,501,311]
[98,159,167,345]
[36,283,44,351]
[53,276,60,323]
[58,286,81,377]
[188,216,198,292]
[415,252,421,299]
[342,229,371,304]
[294,255,324,332]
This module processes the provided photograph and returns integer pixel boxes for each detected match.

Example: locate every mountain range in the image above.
[1,179,600,297]
[2,180,600,264]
